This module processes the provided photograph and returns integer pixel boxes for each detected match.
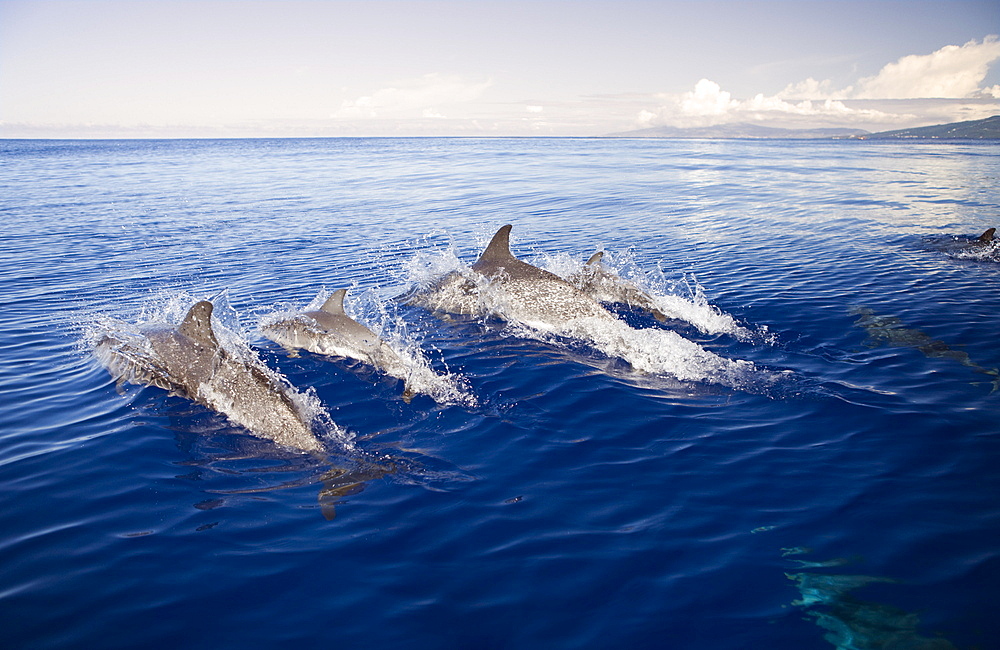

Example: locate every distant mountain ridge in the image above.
[604,122,867,139]
[605,115,1000,140]
[858,115,1000,139]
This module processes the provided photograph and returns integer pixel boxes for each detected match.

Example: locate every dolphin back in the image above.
[585,251,604,266]
[978,227,996,243]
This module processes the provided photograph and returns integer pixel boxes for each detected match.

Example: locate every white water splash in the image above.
[950,239,1000,262]
[539,250,771,343]
[506,314,764,388]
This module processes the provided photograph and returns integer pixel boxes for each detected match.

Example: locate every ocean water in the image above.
[1,137,998,649]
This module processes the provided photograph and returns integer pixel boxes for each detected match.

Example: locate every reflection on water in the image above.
[173,425,469,521]
[784,548,956,650]
[205,453,399,521]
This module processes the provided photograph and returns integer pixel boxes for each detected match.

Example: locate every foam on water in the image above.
[539,250,770,342]
[921,233,1000,263]
[949,238,1000,262]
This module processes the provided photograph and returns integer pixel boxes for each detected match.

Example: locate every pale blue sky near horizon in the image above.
[1,0,998,137]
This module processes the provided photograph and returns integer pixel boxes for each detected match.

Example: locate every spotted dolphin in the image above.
[262,289,416,400]
[567,250,669,322]
[468,224,619,328]
[403,225,757,385]
[96,301,324,453]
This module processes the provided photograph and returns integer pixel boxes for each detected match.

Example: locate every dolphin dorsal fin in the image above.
[585,251,604,266]
[473,224,516,271]
[320,289,348,316]
[179,301,218,348]
[978,227,996,243]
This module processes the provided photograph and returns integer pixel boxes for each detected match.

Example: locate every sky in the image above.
[1,0,999,137]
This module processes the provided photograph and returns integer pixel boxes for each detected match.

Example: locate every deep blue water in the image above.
[1,137,998,649]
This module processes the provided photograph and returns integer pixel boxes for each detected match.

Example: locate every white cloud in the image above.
[639,36,1000,129]
[853,36,1000,99]
[775,36,1000,101]
[333,73,492,119]
[775,77,840,100]
[679,79,739,116]
[641,78,898,128]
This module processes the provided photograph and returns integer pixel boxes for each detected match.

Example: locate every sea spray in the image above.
[538,249,771,343]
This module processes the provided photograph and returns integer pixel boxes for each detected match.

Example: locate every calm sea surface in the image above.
[1,138,998,649]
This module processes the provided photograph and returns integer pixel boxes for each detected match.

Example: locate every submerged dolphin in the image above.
[567,251,669,322]
[262,289,416,399]
[851,306,999,391]
[785,550,957,650]
[96,301,324,452]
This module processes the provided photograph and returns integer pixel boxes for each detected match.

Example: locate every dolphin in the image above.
[402,225,757,385]
[466,224,618,328]
[851,306,999,391]
[567,250,669,322]
[785,551,957,650]
[399,270,485,317]
[976,227,995,244]
[97,300,324,453]
[262,289,417,399]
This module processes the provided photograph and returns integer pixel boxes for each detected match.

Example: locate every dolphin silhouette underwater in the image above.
[95,300,324,452]
[567,250,670,323]
[262,289,418,400]
[851,306,999,391]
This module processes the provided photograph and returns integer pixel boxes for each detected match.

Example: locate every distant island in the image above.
[605,115,1000,140]
[855,114,1000,140]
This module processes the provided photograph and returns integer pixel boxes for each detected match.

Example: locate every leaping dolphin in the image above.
[262,289,417,400]
[96,300,324,453]
[567,251,669,323]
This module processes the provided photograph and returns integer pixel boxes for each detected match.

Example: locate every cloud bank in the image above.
[640,37,1000,129]
[334,73,492,120]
